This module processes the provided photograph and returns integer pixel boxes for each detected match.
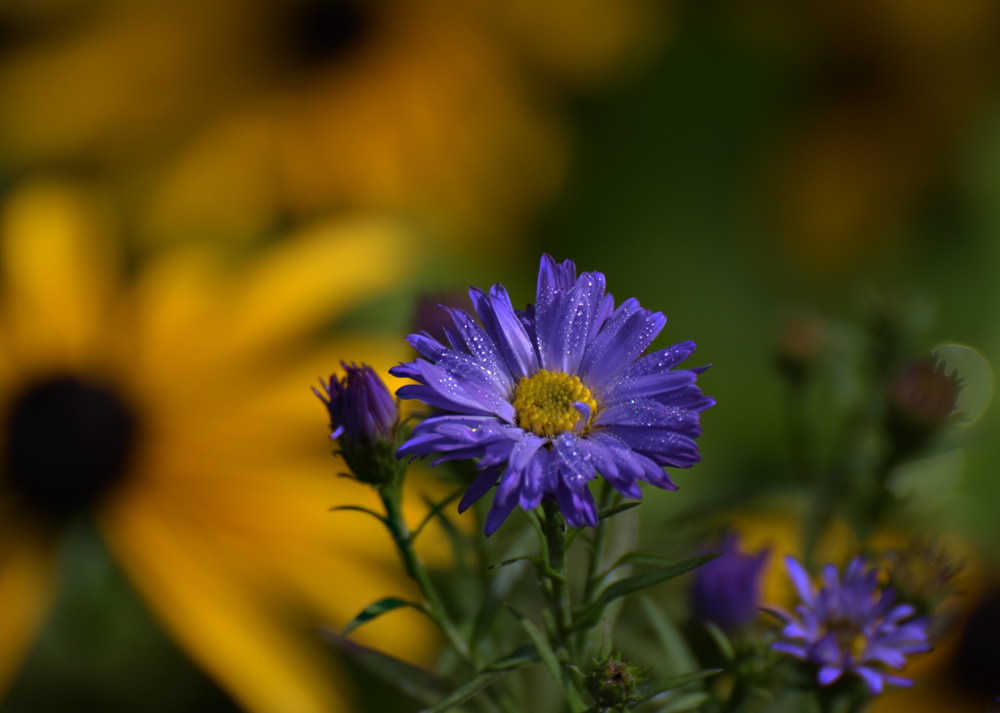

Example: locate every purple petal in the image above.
[544,271,607,374]
[817,667,843,686]
[510,434,546,472]
[863,646,906,670]
[855,667,885,695]
[519,451,549,510]
[555,479,598,528]
[447,308,513,391]
[610,341,698,384]
[470,284,539,381]
[458,465,501,513]
[578,298,642,378]
[583,309,666,390]
[771,641,808,659]
[484,494,519,536]
[785,556,816,607]
[599,427,701,467]
[601,371,697,404]
[881,674,913,689]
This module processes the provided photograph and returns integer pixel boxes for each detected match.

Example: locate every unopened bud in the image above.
[775,312,828,383]
[882,540,963,616]
[585,651,648,710]
[887,358,959,453]
[315,362,402,485]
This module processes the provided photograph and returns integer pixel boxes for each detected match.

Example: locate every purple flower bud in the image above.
[689,533,769,630]
[315,362,397,444]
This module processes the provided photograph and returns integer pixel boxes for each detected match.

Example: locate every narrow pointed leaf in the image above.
[485,643,541,671]
[640,597,698,675]
[656,692,711,712]
[636,669,723,702]
[472,529,537,652]
[613,552,675,568]
[342,597,425,636]
[488,555,538,570]
[599,619,612,661]
[571,554,720,632]
[319,632,451,705]
[411,487,465,540]
[329,504,387,524]
[704,621,736,661]
[418,671,507,713]
[508,607,588,713]
[599,501,640,520]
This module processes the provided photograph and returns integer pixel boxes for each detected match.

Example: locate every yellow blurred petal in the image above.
[100,499,352,713]
[0,529,55,697]
[124,217,413,387]
[470,0,670,88]
[0,181,117,374]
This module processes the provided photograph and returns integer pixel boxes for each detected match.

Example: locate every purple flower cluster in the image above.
[689,533,769,630]
[315,362,397,444]
[392,255,713,534]
[767,556,931,695]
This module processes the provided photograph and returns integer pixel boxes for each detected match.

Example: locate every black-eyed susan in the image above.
[728,0,1000,278]
[0,179,446,713]
[0,0,668,249]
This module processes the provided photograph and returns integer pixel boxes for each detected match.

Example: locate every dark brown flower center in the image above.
[4,375,138,519]
[284,0,371,69]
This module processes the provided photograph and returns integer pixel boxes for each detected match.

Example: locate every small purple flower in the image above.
[766,555,931,696]
[315,362,397,444]
[689,533,769,630]
[392,255,713,534]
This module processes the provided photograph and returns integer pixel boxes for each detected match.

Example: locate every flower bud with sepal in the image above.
[585,650,649,710]
[315,362,404,486]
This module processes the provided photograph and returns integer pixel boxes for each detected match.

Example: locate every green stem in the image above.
[379,480,470,661]
[541,501,573,651]
[583,481,614,604]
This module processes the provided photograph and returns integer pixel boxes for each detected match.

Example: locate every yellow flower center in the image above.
[512,369,597,438]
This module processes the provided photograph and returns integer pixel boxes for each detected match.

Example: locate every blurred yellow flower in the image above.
[0,0,667,248]
[0,180,444,713]
[735,0,1000,278]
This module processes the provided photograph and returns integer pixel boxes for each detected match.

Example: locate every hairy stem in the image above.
[541,501,573,651]
[379,479,470,660]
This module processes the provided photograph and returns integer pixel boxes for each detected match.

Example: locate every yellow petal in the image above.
[0,181,118,374]
[99,499,352,713]
[0,526,55,697]
[123,217,413,387]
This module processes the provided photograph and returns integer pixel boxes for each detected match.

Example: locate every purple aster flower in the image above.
[391,254,714,535]
[766,555,931,696]
[689,533,769,630]
[315,362,398,444]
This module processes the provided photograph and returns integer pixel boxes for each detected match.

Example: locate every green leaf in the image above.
[704,621,736,662]
[418,644,543,713]
[566,502,639,549]
[411,487,465,540]
[471,529,537,653]
[655,692,711,712]
[488,555,538,570]
[639,597,698,675]
[599,618,612,661]
[507,607,588,713]
[613,552,675,568]
[484,643,541,671]
[417,671,507,713]
[598,501,641,520]
[342,598,425,637]
[319,631,451,705]
[328,505,387,524]
[571,554,720,632]
[635,669,723,703]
